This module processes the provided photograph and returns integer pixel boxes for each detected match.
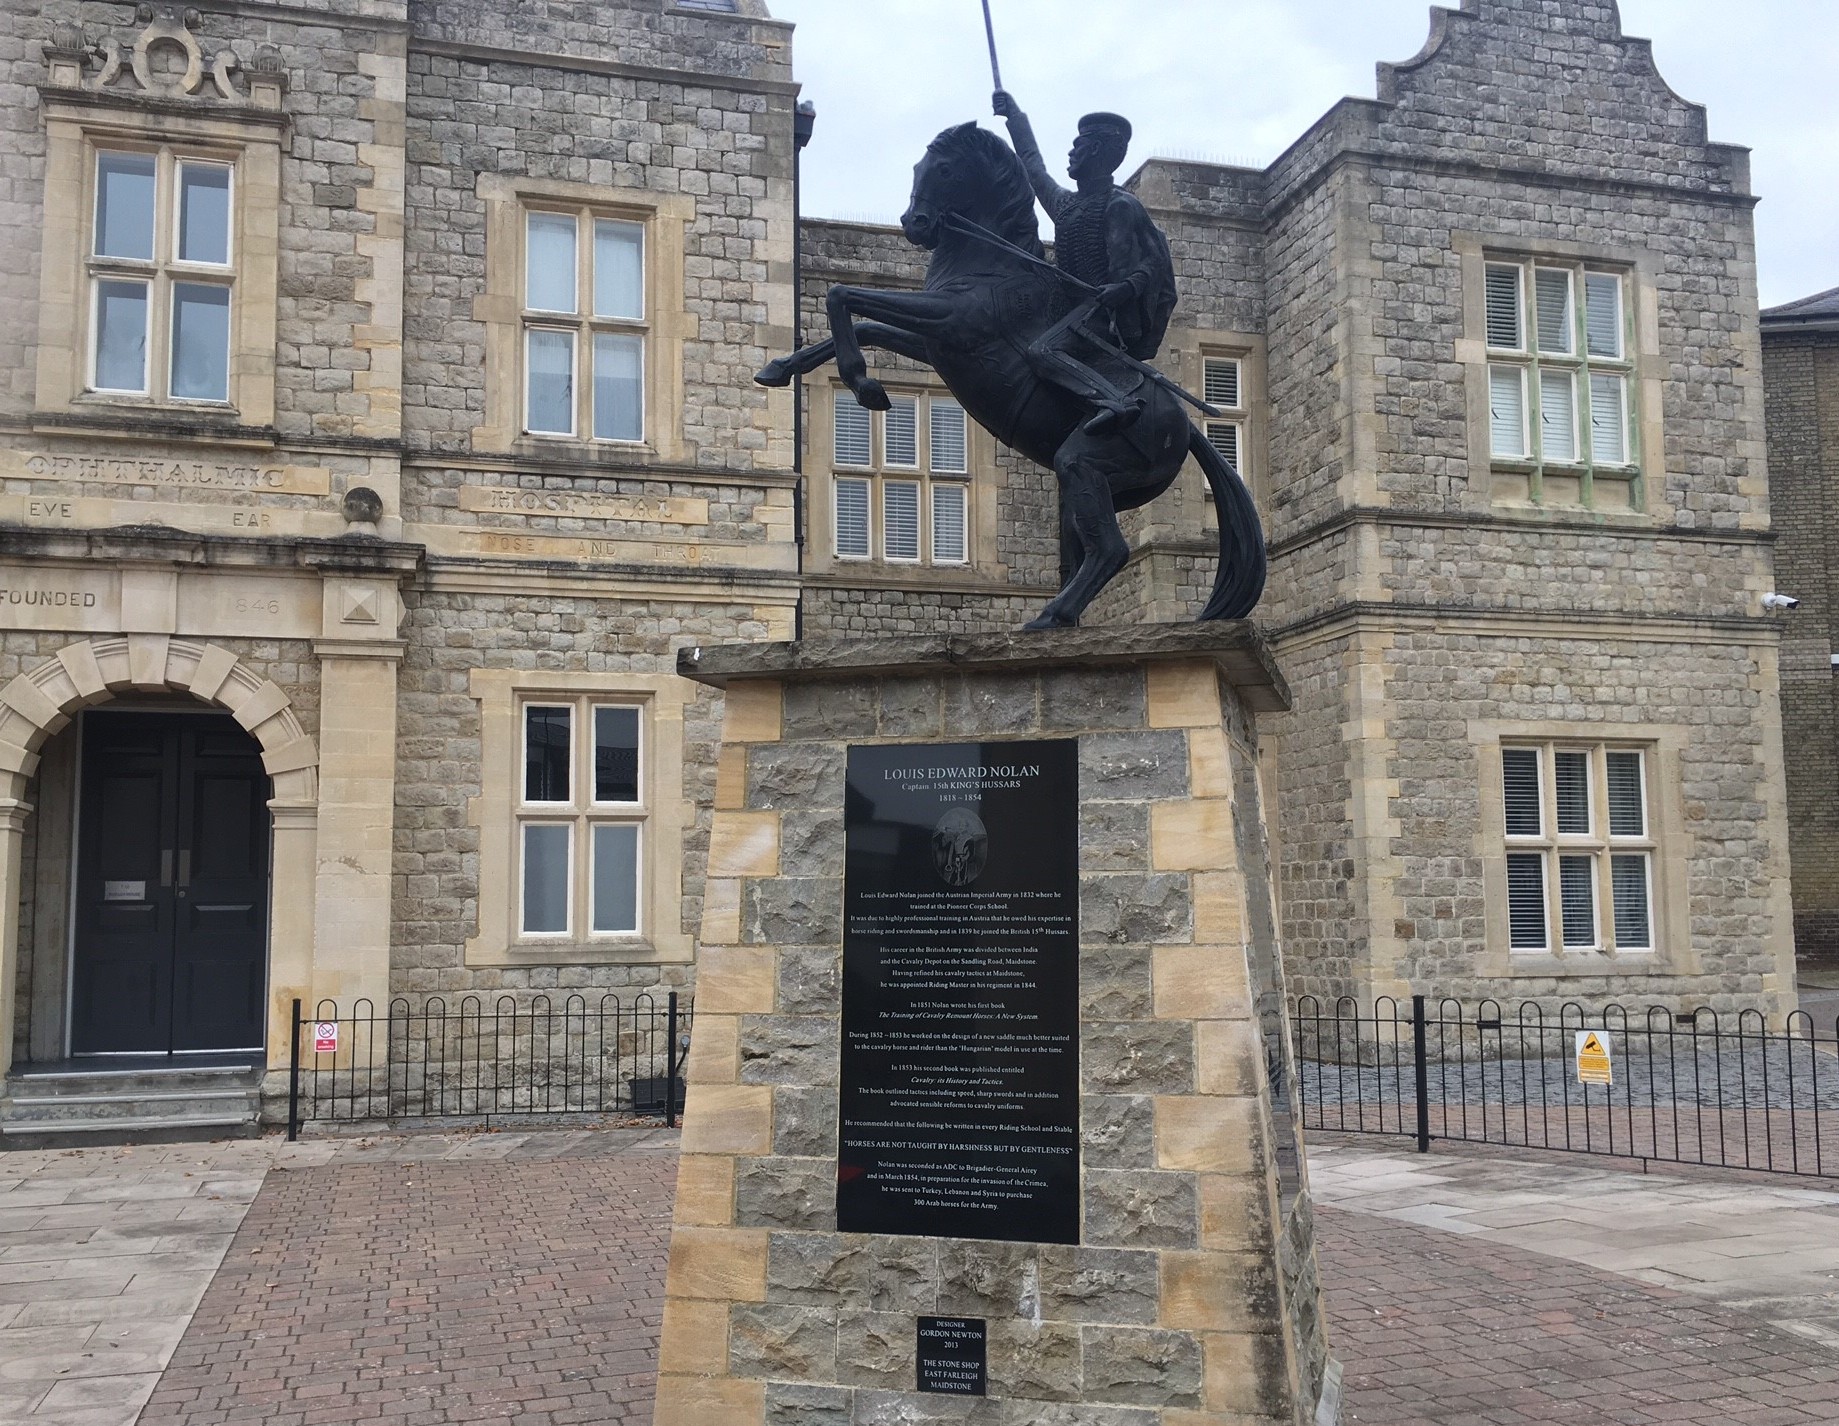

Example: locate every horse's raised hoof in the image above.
[1022,610,1078,632]
[754,359,793,387]
[853,378,891,412]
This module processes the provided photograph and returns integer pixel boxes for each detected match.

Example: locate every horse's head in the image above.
[902,122,1044,259]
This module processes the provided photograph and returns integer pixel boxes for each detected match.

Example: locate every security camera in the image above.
[1761,593,1800,611]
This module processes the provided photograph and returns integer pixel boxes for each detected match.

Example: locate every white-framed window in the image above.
[86,146,235,403]
[830,388,971,566]
[1500,743,1655,955]
[522,207,646,442]
[1484,258,1635,484]
[1201,355,1248,481]
[517,698,646,939]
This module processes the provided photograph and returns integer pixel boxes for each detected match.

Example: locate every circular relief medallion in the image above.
[931,806,989,887]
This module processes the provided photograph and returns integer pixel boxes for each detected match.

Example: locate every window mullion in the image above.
[152,271,170,402]
[154,150,172,400]
[1543,744,1561,951]
[155,148,173,268]
[571,697,588,943]
[1596,847,1616,954]
[578,211,594,436]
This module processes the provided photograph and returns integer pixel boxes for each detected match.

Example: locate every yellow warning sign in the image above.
[1575,1030,1613,1086]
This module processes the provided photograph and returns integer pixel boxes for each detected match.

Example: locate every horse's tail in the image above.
[1188,426,1267,621]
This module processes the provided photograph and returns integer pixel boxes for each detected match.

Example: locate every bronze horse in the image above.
[757,122,1265,629]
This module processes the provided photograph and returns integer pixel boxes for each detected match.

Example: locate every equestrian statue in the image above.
[755,86,1266,630]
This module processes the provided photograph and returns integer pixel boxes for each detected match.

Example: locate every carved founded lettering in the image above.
[0,587,99,608]
[458,485,710,525]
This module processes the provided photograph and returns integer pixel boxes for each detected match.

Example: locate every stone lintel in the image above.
[678,623,1291,713]
[0,525,425,576]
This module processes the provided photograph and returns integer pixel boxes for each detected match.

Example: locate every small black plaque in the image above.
[839,740,1081,1244]
[917,1316,987,1396]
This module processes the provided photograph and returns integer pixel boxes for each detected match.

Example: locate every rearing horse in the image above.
[757,121,1265,629]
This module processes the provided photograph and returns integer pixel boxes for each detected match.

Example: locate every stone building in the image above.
[0,0,1801,1134]
[0,0,799,1130]
[1762,288,1839,975]
[800,0,1800,1018]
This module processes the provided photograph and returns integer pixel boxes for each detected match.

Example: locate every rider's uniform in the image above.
[1034,179,1175,363]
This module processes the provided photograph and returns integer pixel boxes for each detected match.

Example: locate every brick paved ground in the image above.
[30,1128,1836,1425]
[136,1133,678,1426]
[1317,1206,1839,1424]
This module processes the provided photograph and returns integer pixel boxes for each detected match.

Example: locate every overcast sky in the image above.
[770,0,1837,309]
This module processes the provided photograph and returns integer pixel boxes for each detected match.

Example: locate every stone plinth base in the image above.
[658,625,1335,1426]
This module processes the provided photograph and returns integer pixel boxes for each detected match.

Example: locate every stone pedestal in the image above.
[658,626,1337,1426]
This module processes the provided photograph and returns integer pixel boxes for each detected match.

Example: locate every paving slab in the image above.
[0,1127,673,1426]
[1318,1203,1839,1424]
[1309,1137,1839,1353]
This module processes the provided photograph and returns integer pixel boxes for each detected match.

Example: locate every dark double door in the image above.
[71,712,271,1055]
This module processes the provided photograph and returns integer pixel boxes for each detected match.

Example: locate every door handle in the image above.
[177,849,191,890]
[160,849,173,886]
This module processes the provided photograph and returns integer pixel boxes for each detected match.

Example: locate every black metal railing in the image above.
[287,992,690,1139]
[1292,995,1839,1178]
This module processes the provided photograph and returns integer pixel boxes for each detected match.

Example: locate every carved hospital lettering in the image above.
[458,484,710,525]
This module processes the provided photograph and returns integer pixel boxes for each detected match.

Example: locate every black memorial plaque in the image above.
[916,1317,987,1396]
[839,739,1080,1244]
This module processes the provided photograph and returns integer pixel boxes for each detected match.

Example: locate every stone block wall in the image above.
[380,0,806,1010]
[1378,629,1792,1013]
[389,588,768,998]
[400,0,798,471]
[657,632,1330,1425]
[5,0,413,442]
[1246,0,1793,1013]
[1763,326,1839,967]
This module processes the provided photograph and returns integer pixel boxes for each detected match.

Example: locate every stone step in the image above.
[8,1071,261,1098]
[0,1112,261,1146]
[8,1062,262,1094]
[4,1089,258,1122]
[0,1063,264,1145]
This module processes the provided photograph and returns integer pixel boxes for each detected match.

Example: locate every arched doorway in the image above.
[0,634,319,1073]
[68,704,272,1054]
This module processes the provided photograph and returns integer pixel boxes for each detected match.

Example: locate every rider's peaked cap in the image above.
[1077,112,1132,144]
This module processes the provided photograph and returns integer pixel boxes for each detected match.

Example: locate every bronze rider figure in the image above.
[991,90,1177,436]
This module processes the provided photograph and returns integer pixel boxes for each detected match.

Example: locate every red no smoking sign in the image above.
[313,1022,339,1054]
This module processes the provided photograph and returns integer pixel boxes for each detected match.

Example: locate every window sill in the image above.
[466,937,694,969]
[515,434,659,461]
[1503,949,1661,977]
[32,406,276,448]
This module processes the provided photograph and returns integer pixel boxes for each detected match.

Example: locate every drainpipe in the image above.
[792,99,816,641]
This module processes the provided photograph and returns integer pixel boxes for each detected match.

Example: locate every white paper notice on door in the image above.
[103,880,146,901]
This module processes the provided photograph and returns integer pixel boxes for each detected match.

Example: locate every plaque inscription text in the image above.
[838,739,1080,1244]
